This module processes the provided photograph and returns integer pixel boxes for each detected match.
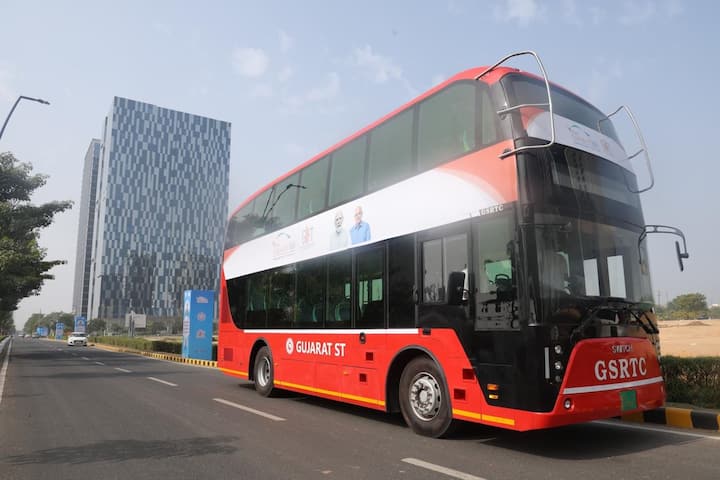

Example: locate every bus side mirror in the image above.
[447,271,466,306]
[676,240,689,272]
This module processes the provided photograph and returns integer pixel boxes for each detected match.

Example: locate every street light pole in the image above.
[0,95,51,141]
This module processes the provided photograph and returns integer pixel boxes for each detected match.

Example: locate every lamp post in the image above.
[0,95,51,141]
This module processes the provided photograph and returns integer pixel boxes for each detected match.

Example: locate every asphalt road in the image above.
[1,337,719,480]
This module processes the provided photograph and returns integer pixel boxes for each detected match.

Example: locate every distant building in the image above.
[74,97,230,324]
[71,139,101,319]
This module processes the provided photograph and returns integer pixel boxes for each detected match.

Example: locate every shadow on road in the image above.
[448,420,700,459]
[234,383,701,460]
[3,435,239,465]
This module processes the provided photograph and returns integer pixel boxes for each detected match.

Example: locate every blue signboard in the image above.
[182,290,214,361]
[55,323,64,340]
[74,315,86,333]
[36,326,49,337]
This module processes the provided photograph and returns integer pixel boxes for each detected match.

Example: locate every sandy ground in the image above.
[658,320,720,357]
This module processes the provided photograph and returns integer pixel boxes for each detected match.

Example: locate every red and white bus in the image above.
[218,51,688,437]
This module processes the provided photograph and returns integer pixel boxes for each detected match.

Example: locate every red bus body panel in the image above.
[218,308,664,431]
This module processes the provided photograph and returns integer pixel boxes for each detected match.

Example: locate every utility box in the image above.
[182,290,214,361]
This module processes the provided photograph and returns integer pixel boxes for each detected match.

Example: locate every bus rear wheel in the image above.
[254,346,277,397]
[399,356,455,438]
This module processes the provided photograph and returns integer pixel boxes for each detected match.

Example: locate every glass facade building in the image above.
[72,139,101,319]
[79,97,230,322]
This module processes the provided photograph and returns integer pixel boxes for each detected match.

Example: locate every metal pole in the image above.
[0,95,51,141]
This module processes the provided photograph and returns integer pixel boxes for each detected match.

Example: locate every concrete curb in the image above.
[621,407,720,431]
[90,342,217,369]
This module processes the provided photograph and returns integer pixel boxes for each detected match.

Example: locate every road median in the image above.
[90,341,217,368]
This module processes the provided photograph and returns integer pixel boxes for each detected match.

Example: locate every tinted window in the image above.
[389,235,415,328]
[356,247,385,329]
[251,189,273,237]
[503,74,621,144]
[296,258,326,327]
[327,251,352,327]
[268,265,295,327]
[225,204,254,248]
[226,276,247,328]
[418,83,477,172]
[422,233,468,303]
[297,156,329,220]
[246,272,268,328]
[266,173,300,230]
[329,136,367,207]
[368,108,414,192]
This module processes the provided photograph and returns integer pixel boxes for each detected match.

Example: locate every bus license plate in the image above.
[620,390,637,411]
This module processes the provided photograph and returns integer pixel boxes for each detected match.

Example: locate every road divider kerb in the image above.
[621,406,720,431]
[90,342,217,369]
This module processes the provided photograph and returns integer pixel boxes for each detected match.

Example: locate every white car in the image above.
[67,332,88,347]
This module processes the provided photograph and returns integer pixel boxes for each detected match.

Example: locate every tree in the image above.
[88,318,106,335]
[0,152,72,315]
[0,310,15,334]
[666,293,708,320]
[23,312,45,334]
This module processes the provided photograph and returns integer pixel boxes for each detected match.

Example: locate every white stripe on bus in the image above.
[562,376,663,395]
[243,328,420,335]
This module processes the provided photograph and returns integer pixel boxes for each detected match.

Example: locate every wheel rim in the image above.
[408,371,442,421]
[257,357,271,387]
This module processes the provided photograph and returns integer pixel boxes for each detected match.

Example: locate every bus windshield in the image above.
[534,214,653,319]
[501,73,622,145]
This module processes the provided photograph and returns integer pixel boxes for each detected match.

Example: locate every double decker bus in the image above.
[218,51,688,437]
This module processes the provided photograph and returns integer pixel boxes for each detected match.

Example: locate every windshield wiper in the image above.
[568,297,657,342]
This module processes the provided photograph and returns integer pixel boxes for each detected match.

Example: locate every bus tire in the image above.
[399,356,455,438]
[254,346,277,397]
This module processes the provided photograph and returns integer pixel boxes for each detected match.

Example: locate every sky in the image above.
[1,0,718,329]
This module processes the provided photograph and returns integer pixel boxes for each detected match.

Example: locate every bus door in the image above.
[417,228,472,337]
[340,246,386,406]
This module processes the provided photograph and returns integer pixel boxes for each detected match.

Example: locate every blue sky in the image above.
[1,0,718,328]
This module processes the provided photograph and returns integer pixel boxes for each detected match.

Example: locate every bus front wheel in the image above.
[399,356,455,438]
[254,346,277,397]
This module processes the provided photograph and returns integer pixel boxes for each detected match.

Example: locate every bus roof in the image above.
[229,64,575,218]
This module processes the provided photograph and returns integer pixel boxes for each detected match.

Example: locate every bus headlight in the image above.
[554,361,564,371]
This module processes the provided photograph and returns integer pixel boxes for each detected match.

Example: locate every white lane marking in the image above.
[114,368,132,373]
[147,376,178,387]
[402,458,487,480]
[213,398,286,422]
[0,341,13,406]
[594,419,720,440]
[81,357,90,360]
[95,362,105,366]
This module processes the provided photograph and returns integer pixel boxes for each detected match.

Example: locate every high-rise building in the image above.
[71,139,101,319]
[75,97,230,324]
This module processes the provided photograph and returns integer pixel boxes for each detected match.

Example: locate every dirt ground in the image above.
[658,320,720,357]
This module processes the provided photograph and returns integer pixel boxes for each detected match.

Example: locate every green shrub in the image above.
[90,336,215,360]
[662,356,720,409]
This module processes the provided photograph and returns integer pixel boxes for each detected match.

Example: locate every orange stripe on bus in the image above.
[219,367,249,377]
[274,380,385,407]
[453,408,516,426]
